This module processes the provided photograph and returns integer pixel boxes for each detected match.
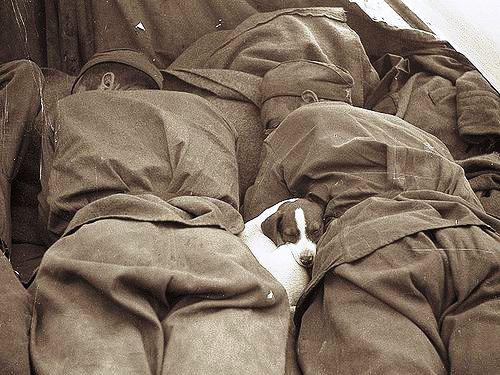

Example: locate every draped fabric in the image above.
[31,88,297,374]
[169,7,379,107]
[370,50,500,217]
[31,194,295,375]
[297,197,500,374]
[40,0,335,74]
[0,254,32,375]
[243,101,479,220]
[0,60,43,247]
[243,102,500,374]
[38,90,240,240]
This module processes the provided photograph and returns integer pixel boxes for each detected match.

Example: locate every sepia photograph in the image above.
[1,0,499,374]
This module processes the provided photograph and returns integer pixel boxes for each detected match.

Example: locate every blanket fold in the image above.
[456,70,500,143]
[65,193,244,237]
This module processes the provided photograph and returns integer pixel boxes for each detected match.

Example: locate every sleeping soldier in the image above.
[245,60,500,374]
[31,49,293,375]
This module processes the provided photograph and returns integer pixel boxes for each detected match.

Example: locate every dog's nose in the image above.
[300,253,314,267]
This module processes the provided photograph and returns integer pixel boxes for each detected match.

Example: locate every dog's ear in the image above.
[261,211,285,246]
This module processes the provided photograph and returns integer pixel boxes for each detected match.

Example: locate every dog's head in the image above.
[261,198,324,267]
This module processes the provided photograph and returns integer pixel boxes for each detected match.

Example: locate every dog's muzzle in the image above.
[299,251,314,267]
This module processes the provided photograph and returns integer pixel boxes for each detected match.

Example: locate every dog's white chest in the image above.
[239,211,310,307]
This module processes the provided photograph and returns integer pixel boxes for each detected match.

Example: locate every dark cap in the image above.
[261,60,354,105]
[71,48,163,93]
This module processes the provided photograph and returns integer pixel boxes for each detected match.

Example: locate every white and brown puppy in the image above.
[260,198,324,267]
[239,198,324,307]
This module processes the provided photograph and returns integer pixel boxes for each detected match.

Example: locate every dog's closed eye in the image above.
[283,227,298,237]
[306,222,323,243]
[308,222,321,232]
[282,227,299,243]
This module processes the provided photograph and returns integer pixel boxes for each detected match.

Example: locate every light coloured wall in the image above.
[351,0,411,29]
[401,0,500,91]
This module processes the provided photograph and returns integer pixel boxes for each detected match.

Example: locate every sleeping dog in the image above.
[259,198,324,267]
[239,198,324,306]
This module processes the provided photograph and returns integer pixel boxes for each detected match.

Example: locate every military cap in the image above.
[71,48,163,92]
[261,60,354,105]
